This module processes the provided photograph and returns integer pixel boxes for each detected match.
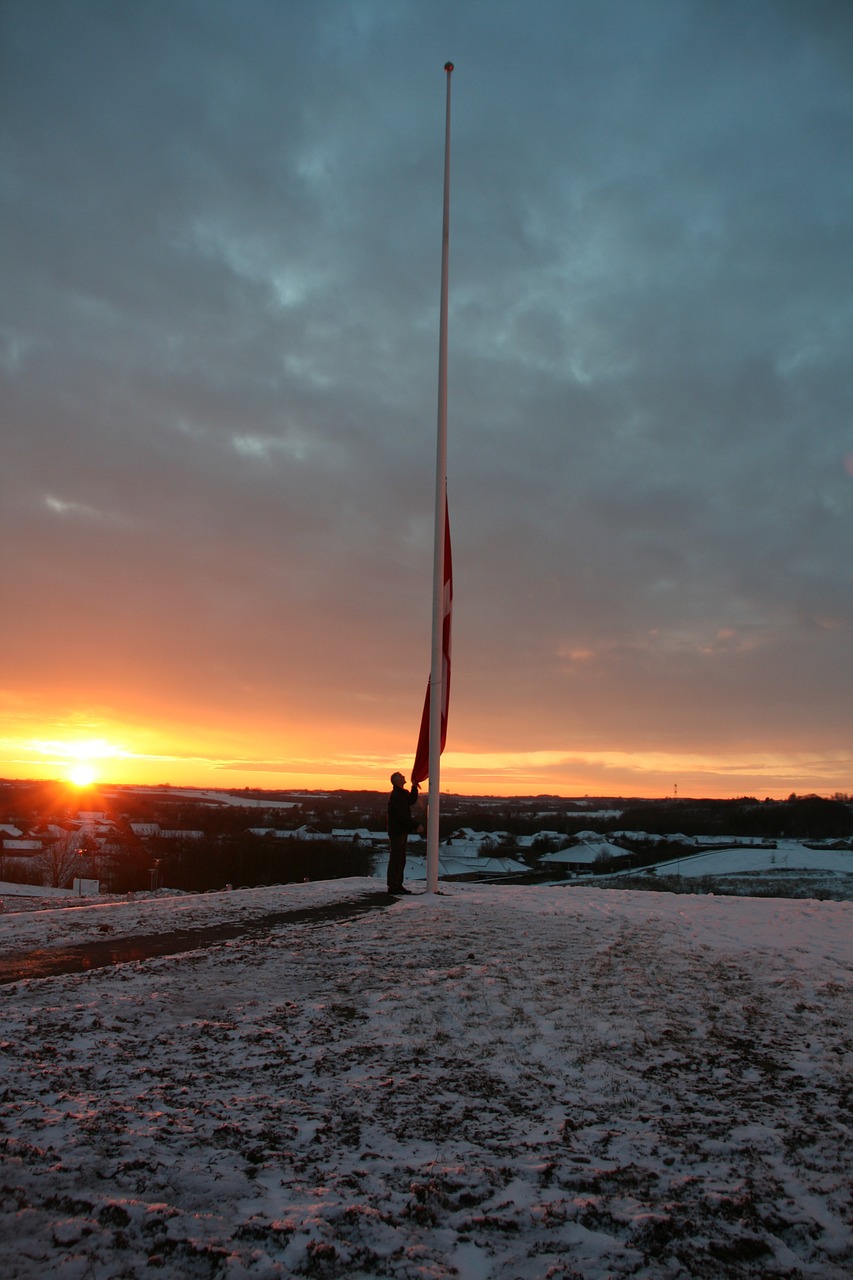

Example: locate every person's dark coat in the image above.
[387,783,419,836]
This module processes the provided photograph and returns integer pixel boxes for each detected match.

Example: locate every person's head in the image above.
[390,771,406,788]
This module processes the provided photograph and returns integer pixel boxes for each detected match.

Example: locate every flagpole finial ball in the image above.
[444,61,454,72]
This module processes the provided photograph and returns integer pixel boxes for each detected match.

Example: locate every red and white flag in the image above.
[412,502,452,785]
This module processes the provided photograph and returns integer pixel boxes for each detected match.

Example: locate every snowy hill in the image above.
[1,878,850,1278]
[624,838,853,878]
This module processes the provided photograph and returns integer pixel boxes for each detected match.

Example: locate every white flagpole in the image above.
[426,61,453,894]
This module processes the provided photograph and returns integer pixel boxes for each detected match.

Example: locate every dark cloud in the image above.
[1,0,851,793]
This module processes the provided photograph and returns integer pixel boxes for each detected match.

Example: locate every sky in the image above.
[1,0,851,799]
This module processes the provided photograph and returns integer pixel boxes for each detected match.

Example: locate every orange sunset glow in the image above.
[2,5,850,803]
[1,700,848,799]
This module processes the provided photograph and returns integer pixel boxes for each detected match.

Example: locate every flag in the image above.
[412,501,452,785]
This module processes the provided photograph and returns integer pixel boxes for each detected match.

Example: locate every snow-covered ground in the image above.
[0,880,78,900]
[1,878,851,1278]
[103,787,302,809]
[374,847,531,881]
[623,839,853,878]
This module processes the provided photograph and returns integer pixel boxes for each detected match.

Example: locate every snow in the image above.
[106,787,301,809]
[0,880,77,901]
[1,876,851,1278]
[622,839,853,878]
[540,841,626,865]
[374,849,531,880]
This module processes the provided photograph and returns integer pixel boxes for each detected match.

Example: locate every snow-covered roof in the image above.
[545,839,628,862]
[372,852,529,879]
[129,823,204,839]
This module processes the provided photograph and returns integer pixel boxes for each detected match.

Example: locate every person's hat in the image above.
[390,771,405,786]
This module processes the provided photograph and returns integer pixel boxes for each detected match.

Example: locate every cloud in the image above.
[1,0,851,795]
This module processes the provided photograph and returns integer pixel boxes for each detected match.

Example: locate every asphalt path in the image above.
[0,890,393,985]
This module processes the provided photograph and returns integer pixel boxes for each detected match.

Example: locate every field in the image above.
[1,878,851,1278]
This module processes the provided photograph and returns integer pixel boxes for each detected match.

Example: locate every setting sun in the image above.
[15,735,125,789]
[67,762,97,788]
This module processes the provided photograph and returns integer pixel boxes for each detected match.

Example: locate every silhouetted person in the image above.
[387,771,419,894]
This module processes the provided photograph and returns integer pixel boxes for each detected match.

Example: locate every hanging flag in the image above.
[412,500,452,785]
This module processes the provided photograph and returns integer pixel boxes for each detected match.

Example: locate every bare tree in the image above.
[38,831,83,889]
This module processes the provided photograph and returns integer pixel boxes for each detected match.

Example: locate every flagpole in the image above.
[426,61,453,894]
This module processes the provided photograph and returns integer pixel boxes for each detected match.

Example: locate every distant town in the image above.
[1,779,850,902]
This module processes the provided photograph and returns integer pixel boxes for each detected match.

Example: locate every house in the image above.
[247,824,329,841]
[537,839,629,876]
[331,829,387,845]
[130,822,160,838]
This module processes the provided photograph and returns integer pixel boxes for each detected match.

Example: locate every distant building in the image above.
[129,823,204,840]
